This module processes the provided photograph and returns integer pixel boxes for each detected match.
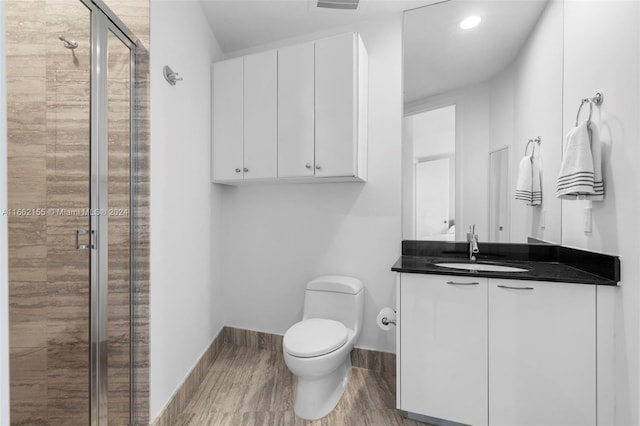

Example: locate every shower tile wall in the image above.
[6,0,150,424]
[7,1,91,423]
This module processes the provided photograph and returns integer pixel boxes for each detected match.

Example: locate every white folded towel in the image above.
[557,119,603,200]
[531,154,542,205]
[587,123,604,200]
[515,151,542,206]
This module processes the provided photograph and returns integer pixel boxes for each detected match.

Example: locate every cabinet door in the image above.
[489,280,596,426]
[278,42,315,178]
[212,57,243,181]
[315,33,357,177]
[400,274,488,426]
[244,50,277,179]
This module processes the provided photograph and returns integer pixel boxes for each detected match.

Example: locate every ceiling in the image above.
[404,0,549,104]
[198,0,441,53]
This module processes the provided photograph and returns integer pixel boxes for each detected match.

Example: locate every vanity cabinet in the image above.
[211,51,277,182]
[488,279,596,426]
[212,33,367,184]
[399,274,488,426]
[397,274,597,426]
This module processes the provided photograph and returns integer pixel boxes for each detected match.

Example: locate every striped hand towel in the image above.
[586,122,604,200]
[557,119,603,199]
[515,153,542,206]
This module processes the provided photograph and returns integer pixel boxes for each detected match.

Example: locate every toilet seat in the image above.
[284,318,348,358]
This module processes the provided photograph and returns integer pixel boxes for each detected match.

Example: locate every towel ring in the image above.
[575,92,603,126]
[524,136,541,156]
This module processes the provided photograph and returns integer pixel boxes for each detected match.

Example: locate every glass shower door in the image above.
[45,1,92,424]
[90,8,134,425]
[6,0,92,423]
[104,28,132,426]
[7,0,137,424]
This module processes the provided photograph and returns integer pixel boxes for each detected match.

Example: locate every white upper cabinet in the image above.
[212,57,243,182]
[244,50,277,179]
[315,33,367,179]
[278,42,315,178]
[488,280,596,426]
[212,33,368,184]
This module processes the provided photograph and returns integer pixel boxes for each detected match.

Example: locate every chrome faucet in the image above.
[467,224,479,261]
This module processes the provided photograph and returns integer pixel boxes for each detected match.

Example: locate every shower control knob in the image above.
[243,168,249,172]
[235,168,241,173]
[305,163,312,169]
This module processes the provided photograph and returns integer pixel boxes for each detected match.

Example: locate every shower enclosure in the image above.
[6,0,145,424]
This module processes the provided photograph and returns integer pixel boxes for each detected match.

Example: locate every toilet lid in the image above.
[284,318,348,358]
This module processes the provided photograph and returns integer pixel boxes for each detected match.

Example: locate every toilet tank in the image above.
[302,276,364,336]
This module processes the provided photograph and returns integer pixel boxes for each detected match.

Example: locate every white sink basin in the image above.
[434,262,528,273]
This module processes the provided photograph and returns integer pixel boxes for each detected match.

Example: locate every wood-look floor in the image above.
[174,344,425,426]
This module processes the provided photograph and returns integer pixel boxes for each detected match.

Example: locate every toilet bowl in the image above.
[283,276,364,420]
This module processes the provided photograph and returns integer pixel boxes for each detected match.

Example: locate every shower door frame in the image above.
[80,1,140,424]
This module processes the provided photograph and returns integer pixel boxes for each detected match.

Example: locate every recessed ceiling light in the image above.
[460,16,482,30]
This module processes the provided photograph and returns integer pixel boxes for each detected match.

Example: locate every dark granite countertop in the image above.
[392,241,620,286]
[392,255,617,285]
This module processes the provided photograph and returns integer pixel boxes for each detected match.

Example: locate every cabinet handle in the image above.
[243,167,249,172]
[497,285,534,290]
[305,163,312,169]
[235,168,241,173]
[446,281,479,286]
[315,164,321,170]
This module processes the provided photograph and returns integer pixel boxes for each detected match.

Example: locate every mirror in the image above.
[402,0,563,244]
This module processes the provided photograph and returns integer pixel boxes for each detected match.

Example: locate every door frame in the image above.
[488,145,510,242]
[79,1,138,424]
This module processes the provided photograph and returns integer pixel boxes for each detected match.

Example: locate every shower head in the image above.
[58,35,78,50]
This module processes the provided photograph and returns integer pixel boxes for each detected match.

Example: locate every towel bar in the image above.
[575,92,603,126]
[524,136,541,156]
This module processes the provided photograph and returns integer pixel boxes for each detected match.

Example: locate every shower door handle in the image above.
[75,229,95,250]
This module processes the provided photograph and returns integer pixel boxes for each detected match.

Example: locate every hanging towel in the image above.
[531,154,542,205]
[586,122,604,200]
[556,119,603,199]
[515,152,542,206]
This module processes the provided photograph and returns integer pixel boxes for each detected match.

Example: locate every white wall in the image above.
[149,0,224,420]
[0,1,10,424]
[561,2,640,425]
[411,106,455,159]
[219,15,403,353]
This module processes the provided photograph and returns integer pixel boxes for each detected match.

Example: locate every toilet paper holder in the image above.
[381,316,396,326]
[377,307,397,330]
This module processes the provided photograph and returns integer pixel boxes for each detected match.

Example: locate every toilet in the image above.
[283,275,364,420]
